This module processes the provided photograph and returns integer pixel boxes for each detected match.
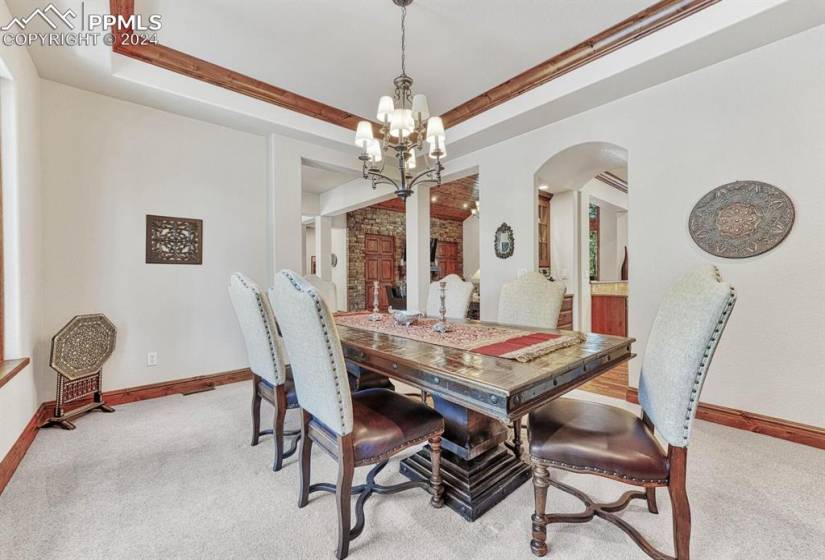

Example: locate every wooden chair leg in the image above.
[251,375,262,446]
[512,417,523,458]
[646,487,659,514]
[298,411,313,508]
[429,436,444,508]
[530,461,550,557]
[273,384,288,472]
[336,434,355,560]
[668,447,691,559]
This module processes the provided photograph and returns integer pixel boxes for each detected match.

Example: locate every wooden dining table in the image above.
[337,316,634,521]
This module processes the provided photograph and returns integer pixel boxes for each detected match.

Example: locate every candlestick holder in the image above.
[432,280,450,333]
[368,280,382,321]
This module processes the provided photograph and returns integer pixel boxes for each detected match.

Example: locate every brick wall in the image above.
[346,207,464,311]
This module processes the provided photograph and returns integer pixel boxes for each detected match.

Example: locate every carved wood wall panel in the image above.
[146,215,203,264]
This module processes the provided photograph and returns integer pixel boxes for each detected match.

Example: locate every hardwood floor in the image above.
[580,362,628,400]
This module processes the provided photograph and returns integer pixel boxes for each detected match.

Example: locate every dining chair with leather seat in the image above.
[228,273,301,472]
[498,271,566,330]
[528,265,736,559]
[270,270,445,560]
[305,274,338,311]
[497,271,566,458]
[426,273,474,319]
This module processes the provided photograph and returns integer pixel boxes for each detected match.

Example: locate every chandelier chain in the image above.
[401,6,407,76]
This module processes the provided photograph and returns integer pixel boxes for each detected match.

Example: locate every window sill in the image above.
[0,358,32,391]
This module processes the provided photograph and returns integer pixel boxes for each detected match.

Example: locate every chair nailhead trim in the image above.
[282,270,348,431]
[355,429,444,467]
[530,456,668,485]
[233,273,284,385]
[679,267,736,445]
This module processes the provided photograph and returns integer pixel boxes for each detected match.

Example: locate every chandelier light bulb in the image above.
[355,121,375,149]
[406,149,417,170]
[412,94,430,121]
[389,108,415,138]
[426,116,445,143]
[377,96,395,123]
[428,135,446,159]
[367,139,382,163]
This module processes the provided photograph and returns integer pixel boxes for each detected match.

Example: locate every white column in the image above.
[314,216,332,281]
[405,184,431,313]
[301,225,308,275]
[267,135,303,278]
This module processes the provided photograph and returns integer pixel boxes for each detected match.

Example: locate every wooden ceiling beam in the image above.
[441,0,719,128]
[108,0,372,130]
[110,0,718,132]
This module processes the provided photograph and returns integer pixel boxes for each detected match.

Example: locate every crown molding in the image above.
[109,0,718,132]
[441,0,719,127]
[109,0,371,130]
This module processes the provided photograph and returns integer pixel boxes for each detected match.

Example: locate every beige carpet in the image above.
[1,382,823,560]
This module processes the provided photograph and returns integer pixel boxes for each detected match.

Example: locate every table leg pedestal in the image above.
[399,396,531,521]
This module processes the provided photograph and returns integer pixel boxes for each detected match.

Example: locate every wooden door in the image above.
[436,241,459,280]
[364,234,395,311]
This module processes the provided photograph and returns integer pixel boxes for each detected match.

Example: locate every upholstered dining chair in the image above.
[305,274,338,311]
[227,273,300,472]
[527,265,736,559]
[498,271,566,330]
[497,271,566,458]
[270,270,445,560]
[426,273,474,319]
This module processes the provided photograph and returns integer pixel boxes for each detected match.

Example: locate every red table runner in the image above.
[334,313,584,363]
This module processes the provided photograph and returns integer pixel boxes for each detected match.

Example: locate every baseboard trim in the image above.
[0,403,49,497]
[626,387,825,450]
[0,368,251,496]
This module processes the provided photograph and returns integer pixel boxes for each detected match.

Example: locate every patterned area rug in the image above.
[334,313,584,362]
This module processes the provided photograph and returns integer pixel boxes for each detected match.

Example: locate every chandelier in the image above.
[354,0,446,201]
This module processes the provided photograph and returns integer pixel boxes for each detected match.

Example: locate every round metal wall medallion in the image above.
[688,180,794,259]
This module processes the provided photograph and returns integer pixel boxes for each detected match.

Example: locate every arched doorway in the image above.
[533,142,629,398]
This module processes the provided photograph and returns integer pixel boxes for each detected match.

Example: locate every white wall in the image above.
[447,26,825,426]
[331,214,348,311]
[0,0,43,459]
[616,210,628,274]
[549,190,578,296]
[39,81,268,397]
[462,215,479,279]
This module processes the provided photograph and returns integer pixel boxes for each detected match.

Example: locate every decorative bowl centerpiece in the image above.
[389,307,423,327]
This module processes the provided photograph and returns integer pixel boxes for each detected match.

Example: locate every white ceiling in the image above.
[139,0,650,119]
[302,164,358,194]
[8,0,824,165]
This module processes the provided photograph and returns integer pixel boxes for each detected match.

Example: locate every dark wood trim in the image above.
[0,402,49,496]
[0,125,4,361]
[441,0,720,128]
[626,387,825,450]
[51,368,252,410]
[0,357,31,391]
[108,0,371,131]
[110,0,717,132]
[0,367,252,495]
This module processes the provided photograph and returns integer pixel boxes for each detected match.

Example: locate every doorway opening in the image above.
[534,142,629,399]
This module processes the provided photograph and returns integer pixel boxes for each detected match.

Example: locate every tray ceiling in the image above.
[138,0,651,120]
